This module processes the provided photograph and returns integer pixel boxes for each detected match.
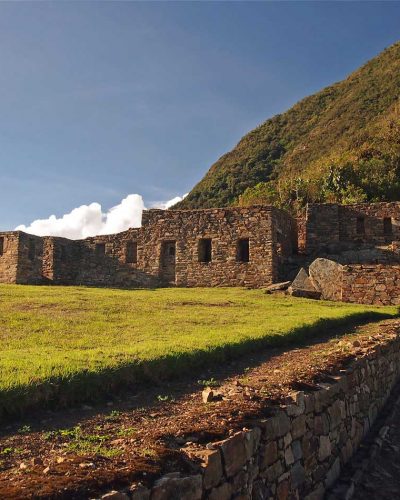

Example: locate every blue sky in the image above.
[1,1,400,231]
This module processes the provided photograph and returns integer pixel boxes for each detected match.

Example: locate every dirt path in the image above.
[0,319,399,499]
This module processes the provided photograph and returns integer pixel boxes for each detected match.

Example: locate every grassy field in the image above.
[0,285,397,418]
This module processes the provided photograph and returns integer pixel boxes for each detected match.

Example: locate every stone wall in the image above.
[305,202,400,255]
[110,332,400,500]
[15,232,45,285]
[341,264,400,305]
[0,232,19,283]
[137,207,293,288]
[0,206,295,289]
[304,204,340,254]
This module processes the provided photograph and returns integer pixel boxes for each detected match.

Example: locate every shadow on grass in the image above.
[0,310,397,423]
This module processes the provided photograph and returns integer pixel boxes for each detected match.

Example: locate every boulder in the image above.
[309,258,343,301]
[288,268,321,299]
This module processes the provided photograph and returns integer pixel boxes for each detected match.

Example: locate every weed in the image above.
[105,410,121,421]
[17,425,31,434]
[197,377,219,387]
[117,426,136,437]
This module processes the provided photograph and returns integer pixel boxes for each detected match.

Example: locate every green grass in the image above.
[0,285,397,418]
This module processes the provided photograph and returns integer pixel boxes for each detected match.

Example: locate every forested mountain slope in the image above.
[176,42,400,212]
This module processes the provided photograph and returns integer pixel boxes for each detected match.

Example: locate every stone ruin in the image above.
[2,201,400,305]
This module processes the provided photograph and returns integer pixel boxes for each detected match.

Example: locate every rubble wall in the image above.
[0,232,19,283]
[341,264,400,305]
[305,202,400,255]
[117,333,400,500]
[138,207,279,287]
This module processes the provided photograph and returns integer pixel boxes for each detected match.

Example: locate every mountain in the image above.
[175,42,400,213]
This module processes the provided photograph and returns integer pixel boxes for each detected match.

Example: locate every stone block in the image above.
[261,440,278,468]
[220,432,247,477]
[284,445,294,466]
[244,427,261,459]
[191,449,223,490]
[252,480,269,500]
[324,457,340,489]
[276,479,290,500]
[208,481,232,500]
[292,440,303,462]
[290,461,306,489]
[265,460,284,483]
[318,435,331,462]
[292,415,307,440]
[151,475,202,500]
[327,400,343,430]
[130,485,150,500]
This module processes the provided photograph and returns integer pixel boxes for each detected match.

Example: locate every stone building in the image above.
[3,201,400,304]
[303,202,400,257]
[0,206,296,288]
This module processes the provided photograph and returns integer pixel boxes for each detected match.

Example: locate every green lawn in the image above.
[0,285,397,418]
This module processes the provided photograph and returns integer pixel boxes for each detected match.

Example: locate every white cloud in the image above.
[150,193,188,209]
[15,193,186,239]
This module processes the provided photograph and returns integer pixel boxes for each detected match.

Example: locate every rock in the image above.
[208,482,232,500]
[277,479,290,500]
[19,462,28,470]
[189,449,223,490]
[265,281,291,292]
[284,445,294,466]
[220,432,248,477]
[290,462,306,489]
[288,268,321,299]
[291,415,306,440]
[318,435,332,462]
[244,427,261,459]
[309,258,343,301]
[129,484,150,500]
[79,462,95,468]
[101,492,129,500]
[262,440,278,468]
[202,387,222,403]
[151,475,202,500]
[202,387,214,403]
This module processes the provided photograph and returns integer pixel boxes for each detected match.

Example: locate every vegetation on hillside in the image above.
[0,285,396,418]
[176,42,400,213]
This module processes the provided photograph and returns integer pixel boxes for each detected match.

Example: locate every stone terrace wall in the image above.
[114,333,400,500]
[341,264,400,305]
[0,232,19,283]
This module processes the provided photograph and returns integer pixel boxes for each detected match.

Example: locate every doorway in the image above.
[160,241,176,284]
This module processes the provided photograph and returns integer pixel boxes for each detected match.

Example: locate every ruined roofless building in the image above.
[0,206,296,288]
[3,201,400,303]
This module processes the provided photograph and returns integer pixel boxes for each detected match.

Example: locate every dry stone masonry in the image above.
[0,206,295,289]
[101,326,400,500]
[3,201,400,304]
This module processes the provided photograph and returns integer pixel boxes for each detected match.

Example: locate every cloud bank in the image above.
[15,193,186,239]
